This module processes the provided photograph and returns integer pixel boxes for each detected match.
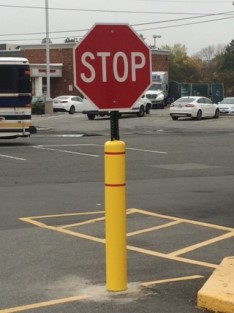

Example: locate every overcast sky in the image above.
[0,0,233,55]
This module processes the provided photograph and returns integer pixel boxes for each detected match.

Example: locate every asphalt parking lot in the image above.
[0,110,234,313]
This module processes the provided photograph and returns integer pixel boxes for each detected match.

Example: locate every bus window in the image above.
[0,66,16,93]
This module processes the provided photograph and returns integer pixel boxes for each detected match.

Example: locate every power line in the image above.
[136,14,234,31]
[0,29,88,38]
[0,4,233,16]
[1,10,233,39]
[136,0,232,2]
[0,5,233,43]
[132,10,234,27]
[2,13,234,43]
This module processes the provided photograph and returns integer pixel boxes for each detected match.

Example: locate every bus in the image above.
[0,57,34,139]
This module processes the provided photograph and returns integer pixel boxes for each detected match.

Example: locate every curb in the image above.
[197,256,234,313]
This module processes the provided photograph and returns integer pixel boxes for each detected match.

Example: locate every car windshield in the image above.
[31,97,39,104]
[176,97,196,102]
[220,98,234,104]
[32,96,44,103]
[148,84,162,91]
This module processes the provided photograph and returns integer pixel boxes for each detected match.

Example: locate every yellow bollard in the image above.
[104,140,127,291]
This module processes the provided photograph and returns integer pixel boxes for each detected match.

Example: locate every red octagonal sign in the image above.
[73,23,151,111]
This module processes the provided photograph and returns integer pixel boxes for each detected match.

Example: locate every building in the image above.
[0,43,169,98]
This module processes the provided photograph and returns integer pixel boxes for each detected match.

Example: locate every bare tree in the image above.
[196,45,215,61]
[215,44,226,56]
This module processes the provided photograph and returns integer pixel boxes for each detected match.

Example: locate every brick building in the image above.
[0,43,169,98]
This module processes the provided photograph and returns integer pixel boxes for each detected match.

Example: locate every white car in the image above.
[218,97,234,114]
[53,95,83,114]
[82,96,152,120]
[170,96,220,120]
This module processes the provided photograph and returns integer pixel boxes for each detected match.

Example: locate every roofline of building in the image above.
[14,42,170,54]
[151,49,170,56]
[30,63,63,66]
[18,42,77,50]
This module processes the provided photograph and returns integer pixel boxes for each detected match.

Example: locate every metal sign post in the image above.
[110,111,120,141]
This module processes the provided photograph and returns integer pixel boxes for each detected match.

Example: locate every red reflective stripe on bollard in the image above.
[105,183,126,187]
[105,152,125,155]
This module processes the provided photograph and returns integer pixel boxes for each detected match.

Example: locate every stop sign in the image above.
[73,24,151,111]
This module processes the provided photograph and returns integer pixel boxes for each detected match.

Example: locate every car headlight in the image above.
[156,94,164,101]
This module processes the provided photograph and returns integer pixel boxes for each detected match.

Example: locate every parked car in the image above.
[53,95,83,114]
[82,96,152,120]
[31,96,45,114]
[169,96,220,120]
[218,97,234,114]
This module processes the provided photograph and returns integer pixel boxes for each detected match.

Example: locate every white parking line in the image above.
[36,134,84,137]
[52,134,84,137]
[33,144,100,147]
[0,154,26,161]
[33,146,99,157]
[127,147,167,154]
[32,144,167,157]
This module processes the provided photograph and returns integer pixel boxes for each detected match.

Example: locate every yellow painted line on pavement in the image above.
[46,209,136,229]
[20,208,232,269]
[20,211,105,220]
[127,245,217,269]
[55,227,105,243]
[0,295,89,313]
[127,220,182,237]
[20,217,105,244]
[141,275,204,287]
[19,217,55,230]
[133,208,234,231]
[168,231,234,257]
[60,216,105,228]
[20,209,136,230]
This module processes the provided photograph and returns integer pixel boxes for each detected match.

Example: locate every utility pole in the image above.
[45,0,53,114]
